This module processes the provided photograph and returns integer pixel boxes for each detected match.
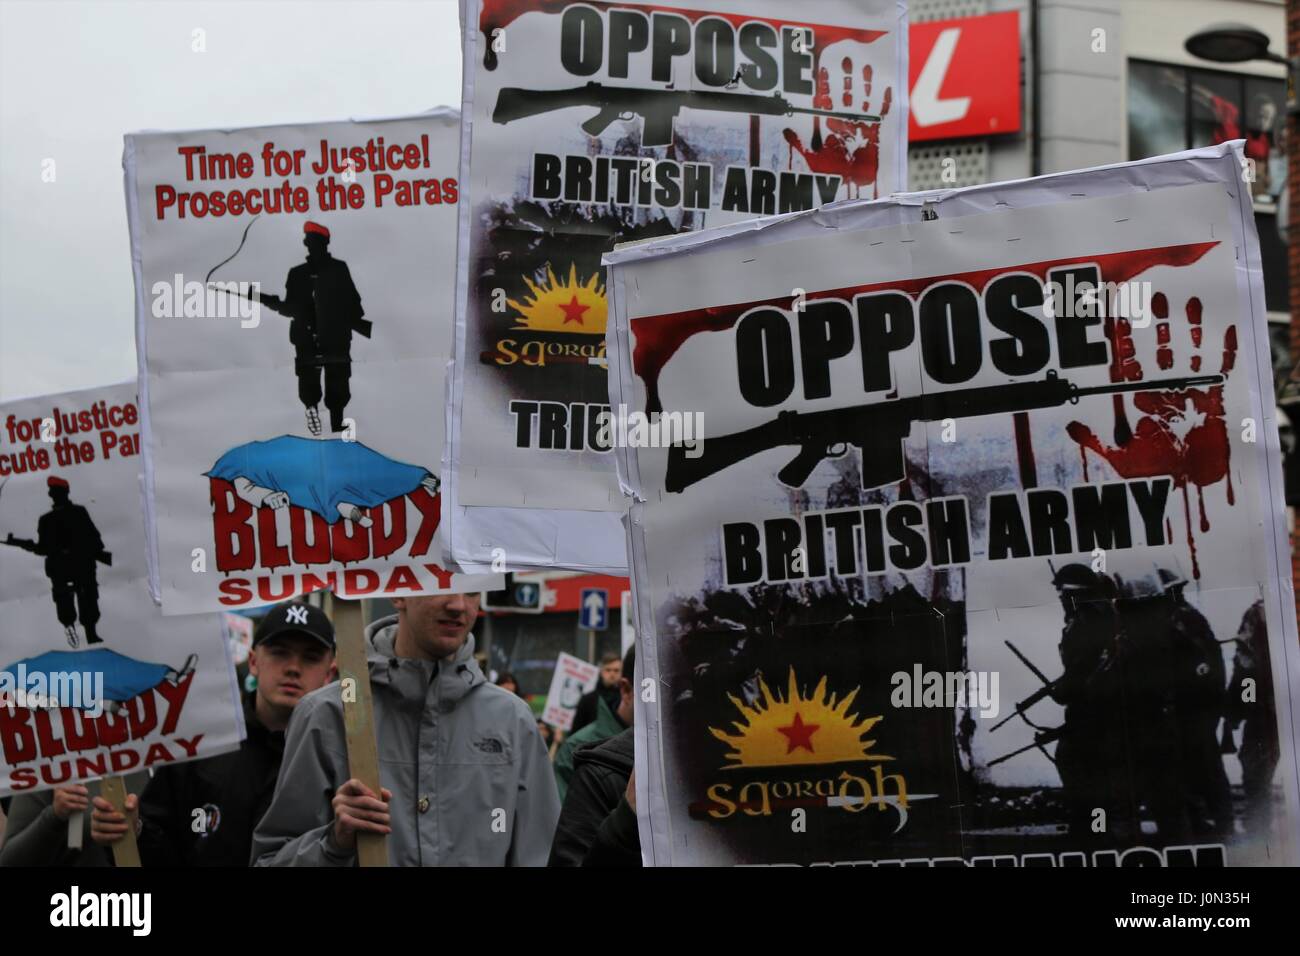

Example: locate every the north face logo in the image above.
[473,737,503,754]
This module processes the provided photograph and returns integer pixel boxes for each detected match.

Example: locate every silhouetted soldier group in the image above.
[1224,598,1280,834]
[1042,563,1275,844]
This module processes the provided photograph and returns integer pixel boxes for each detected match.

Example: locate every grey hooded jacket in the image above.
[251,616,559,866]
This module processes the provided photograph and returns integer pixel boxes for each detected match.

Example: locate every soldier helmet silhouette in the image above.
[1156,568,1187,595]
[1052,563,1103,592]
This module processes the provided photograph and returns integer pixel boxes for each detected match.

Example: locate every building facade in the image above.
[911,0,1291,380]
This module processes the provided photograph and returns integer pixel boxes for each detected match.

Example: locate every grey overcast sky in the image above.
[0,0,463,401]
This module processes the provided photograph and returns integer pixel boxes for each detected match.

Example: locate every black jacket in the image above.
[278,255,366,357]
[548,727,639,867]
[37,502,104,578]
[137,696,284,866]
[571,683,621,735]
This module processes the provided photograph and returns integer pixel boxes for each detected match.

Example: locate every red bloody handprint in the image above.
[1065,292,1238,578]
[783,56,892,199]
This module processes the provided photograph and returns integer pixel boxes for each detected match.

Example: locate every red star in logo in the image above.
[776,712,820,754]
[558,294,590,326]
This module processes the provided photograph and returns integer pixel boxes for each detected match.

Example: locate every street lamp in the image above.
[1190,12,1300,362]
[1185,23,1287,65]
[1185,22,1294,112]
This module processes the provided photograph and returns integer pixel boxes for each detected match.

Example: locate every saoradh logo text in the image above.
[695,670,936,831]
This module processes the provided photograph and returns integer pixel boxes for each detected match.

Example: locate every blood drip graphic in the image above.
[1102,290,1144,447]
[783,56,891,199]
[1187,295,1204,368]
[1154,293,1174,371]
[631,241,1218,414]
[1067,290,1237,579]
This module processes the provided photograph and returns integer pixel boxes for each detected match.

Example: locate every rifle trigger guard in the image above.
[617,110,635,122]
[827,442,848,458]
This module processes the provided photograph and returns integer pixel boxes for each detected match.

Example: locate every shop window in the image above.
[1128,59,1285,207]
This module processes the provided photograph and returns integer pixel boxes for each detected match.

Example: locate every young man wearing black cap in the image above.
[88,600,337,865]
[252,592,560,866]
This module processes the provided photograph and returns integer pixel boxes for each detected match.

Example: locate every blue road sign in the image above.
[579,588,608,630]
[514,581,540,609]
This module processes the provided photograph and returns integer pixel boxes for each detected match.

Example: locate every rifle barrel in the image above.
[988,727,1063,766]
[1004,640,1053,687]
[987,739,1041,767]
[789,105,882,124]
[989,683,1055,732]
[206,284,257,300]
[988,710,1020,733]
[1073,374,1223,398]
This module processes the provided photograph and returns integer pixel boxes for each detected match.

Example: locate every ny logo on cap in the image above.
[286,606,310,625]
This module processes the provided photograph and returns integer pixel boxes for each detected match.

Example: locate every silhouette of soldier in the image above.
[1224,598,1278,835]
[1158,569,1233,837]
[1048,564,1132,841]
[4,476,109,647]
[1112,574,1188,843]
[259,221,370,436]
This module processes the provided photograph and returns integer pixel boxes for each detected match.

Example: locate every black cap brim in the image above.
[252,625,335,651]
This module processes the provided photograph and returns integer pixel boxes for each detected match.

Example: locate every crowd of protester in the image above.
[0,597,640,867]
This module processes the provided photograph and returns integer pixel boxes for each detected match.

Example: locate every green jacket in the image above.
[554,696,625,802]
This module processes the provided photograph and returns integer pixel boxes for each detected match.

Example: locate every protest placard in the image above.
[446,0,908,573]
[124,110,501,614]
[606,142,1300,866]
[0,383,243,797]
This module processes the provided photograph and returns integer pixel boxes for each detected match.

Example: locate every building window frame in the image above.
[1129,57,1285,213]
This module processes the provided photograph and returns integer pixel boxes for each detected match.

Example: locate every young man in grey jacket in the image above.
[251,593,560,866]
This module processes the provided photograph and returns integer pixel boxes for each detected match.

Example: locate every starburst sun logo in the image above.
[508,263,606,334]
[710,669,892,770]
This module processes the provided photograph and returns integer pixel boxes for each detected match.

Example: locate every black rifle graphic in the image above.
[988,724,1064,767]
[206,284,374,339]
[4,533,112,566]
[990,640,1059,732]
[493,81,881,147]
[665,370,1225,493]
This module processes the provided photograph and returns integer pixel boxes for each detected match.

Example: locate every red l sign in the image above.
[909,10,1021,142]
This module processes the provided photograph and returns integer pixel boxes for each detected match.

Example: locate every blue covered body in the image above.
[206,436,430,523]
[2,648,172,703]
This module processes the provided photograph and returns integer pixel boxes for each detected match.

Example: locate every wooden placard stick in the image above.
[98,776,140,867]
[328,594,388,867]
